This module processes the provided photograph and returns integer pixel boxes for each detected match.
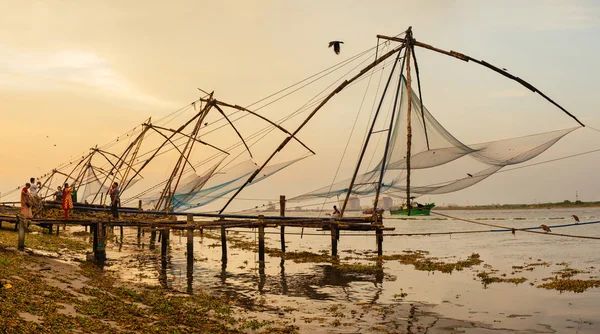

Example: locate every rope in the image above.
[431,211,600,240]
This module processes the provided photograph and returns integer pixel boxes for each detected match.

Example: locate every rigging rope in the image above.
[431,211,600,240]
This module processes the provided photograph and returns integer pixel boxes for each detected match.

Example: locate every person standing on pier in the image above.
[54,186,63,202]
[62,183,74,219]
[109,182,120,219]
[333,205,341,218]
[20,183,33,219]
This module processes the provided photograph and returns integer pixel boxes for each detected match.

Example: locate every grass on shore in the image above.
[0,226,299,333]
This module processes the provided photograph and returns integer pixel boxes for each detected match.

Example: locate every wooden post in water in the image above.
[161,228,170,259]
[279,195,286,253]
[220,220,227,263]
[92,223,98,259]
[330,219,338,257]
[137,200,142,237]
[95,222,106,263]
[17,216,25,251]
[120,226,123,238]
[186,214,194,265]
[56,223,60,236]
[376,214,384,257]
[258,215,265,263]
[186,214,194,294]
[47,224,53,235]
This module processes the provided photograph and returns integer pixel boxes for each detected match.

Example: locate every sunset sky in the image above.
[1,1,599,210]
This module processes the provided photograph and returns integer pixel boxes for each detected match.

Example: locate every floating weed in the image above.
[333,263,383,275]
[379,252,483,274]
[477,272,527,287]
[538,279,600,293]
[552,267,590,279]
[266,248,332,264]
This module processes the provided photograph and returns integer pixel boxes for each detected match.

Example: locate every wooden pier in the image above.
[0,197,394,267]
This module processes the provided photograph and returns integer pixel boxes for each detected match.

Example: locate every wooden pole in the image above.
[280,195,286,253]
[92,223,98,260]
[373,47,407,211]
[376,34,584,127]
[17,216,25,251]
[340,49,404,217]
[161,228,170,259]
[95,222,106,263]
[187,214,194,269]
[220,44,406,214]
[376,216,384,257]
[220,220,227,263]
[56,224,60,236]
[258,215,265,263]
[120,226,124,238]
[406,36,413,216]
[330,219,338,257]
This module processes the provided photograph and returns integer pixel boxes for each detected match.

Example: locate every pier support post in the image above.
[161,228,170,259]
[56,223,60,236]
[149,228,156,250]
[376,214,383,257]
[330,219,338,257]
[17,216,25,251]
[220,221,227,263]
[92,223,98,258]
[280,195,286,253]
[120,226,123,238]
[94,222,106,263]
[258,215,265,263]
[187,214,194,294]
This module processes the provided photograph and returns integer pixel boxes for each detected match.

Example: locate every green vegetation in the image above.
[477,272,527,286]
[378,251,483,274]
[0,228,298,333]
[538,279,600,293]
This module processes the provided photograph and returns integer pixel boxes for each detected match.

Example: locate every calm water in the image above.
[101,208,600,333]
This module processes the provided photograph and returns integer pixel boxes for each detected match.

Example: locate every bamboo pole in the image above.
[341,48,404,216]
[405,38,413,216]
[157,98,212,211]
[219,44,406,214]
[410,45,430,150]
[202,98,315,154]
[376,33,584,127]
[373,47,407,211]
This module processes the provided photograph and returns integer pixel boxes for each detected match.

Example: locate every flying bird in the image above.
[329,41,344,55]
[541,224,551,233]
[467,173,473,177]
[572,215,580,223]
[511,228,516,236]
[204,122,208,126]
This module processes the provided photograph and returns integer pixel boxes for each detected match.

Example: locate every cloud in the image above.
[0,46,175,109]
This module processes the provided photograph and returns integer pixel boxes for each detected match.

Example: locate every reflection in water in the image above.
[186,241,194,294]
[84,209,600,333]
[280,258,288,295]
[258,260,266,293]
